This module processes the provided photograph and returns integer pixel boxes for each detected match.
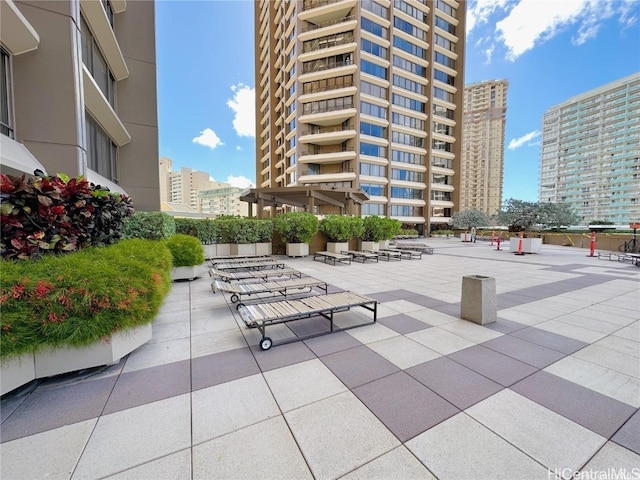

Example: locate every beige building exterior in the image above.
[0,0,159,211]
[254,0,466,234]
[460,79,508,216]
[199,184,249,217]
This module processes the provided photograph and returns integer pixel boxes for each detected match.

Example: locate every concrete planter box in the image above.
[215,243,232,257]
[509,237,542,254]
[1,354,36,396]
[231,243,256,256]
[460,275,497,325]
[359,240,379,251]
[379,240,390,249]
[202,244,217,259]
[286,243,309,257]
[460,233,473,242]
[256,242,272,256]
[170,265,200,281]
[1,324,152,396]
[326,242,349,254]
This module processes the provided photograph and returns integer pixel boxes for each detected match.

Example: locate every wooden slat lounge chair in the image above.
[341,250,379,263]
[209,267,303,282]
[364,249,401,261]
[394,242,434,254]
[313,251,352,265]
[214,260,286,271]
[237,291,378,350]
[209,254,271,265]
[211,276,328,304]
[382,248,422,260]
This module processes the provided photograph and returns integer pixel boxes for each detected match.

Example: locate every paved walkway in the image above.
[1,238,639,480]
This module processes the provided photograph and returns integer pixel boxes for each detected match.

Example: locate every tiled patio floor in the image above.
[1,238,639,480]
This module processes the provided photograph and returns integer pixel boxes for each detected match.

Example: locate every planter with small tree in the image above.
[359,215,386,251]
[167,234,205,281]
[275,212,319,257]
[255,219,274,255]
[319,215,364,253]
[379,217,402,249]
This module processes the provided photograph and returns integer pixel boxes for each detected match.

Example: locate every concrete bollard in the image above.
[460,275,497,325]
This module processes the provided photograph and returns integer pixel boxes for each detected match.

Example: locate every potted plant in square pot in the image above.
[275,211,319,257]
[359,215,386,251]
[255,219,273,255]
[228,217,259,256]
[380,217,402,249]
[167,234,205,281]
[319,215,364,253]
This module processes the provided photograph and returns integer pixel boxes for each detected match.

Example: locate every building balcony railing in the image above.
[303,33,354,53]
[300,124,354,135]
[302,57,353,74]
[301,168,355,176]
[301,146,355,156]
[302,78,354,94]
[300,15,356,33]
[302,102,354,115]
[303,0,343,10]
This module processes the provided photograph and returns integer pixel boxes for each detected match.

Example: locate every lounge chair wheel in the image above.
[236,302,245,311]
[260,337,273,350]
[230,294,239,303]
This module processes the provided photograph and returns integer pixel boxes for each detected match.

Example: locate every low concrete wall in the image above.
[541,233,633,252]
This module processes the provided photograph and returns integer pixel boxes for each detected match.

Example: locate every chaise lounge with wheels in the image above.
[237,291,378,350]
[211,276,328,305]
[209,267,303,282]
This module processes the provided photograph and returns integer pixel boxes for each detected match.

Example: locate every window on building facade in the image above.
[0,48,13,138]
[392,149,425,165]
[393,74,426,95]
[81,15,116,106]
[361,101,388,119]
[85,112,118,181]
[393,0,426,22]
[362,0,388,18]
[391,168,424,182]
[392,55,426,76]
[392,112,425,131]
[361,17,388,38]
[361,80,387,98]
[390,187,423,199]
[361,59,388,79]
[393,36,427,60]
[102,0,114,27]
[393,17,427,41]
[392,93,426,113]
[361,38,388,59]
[360,142,387,157]
[360,162,386,176]
[360,122,387,138]
[433,104,455,120]
[390,205,423,216]
[362,203,385,215]
[361,183,385,196]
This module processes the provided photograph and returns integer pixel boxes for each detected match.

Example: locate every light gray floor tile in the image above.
[613,322,640,341]
[73,395,191,479]
[367,335,441,369]
[341,446,436,480]
[573,344,640,378]
[122,338,191,373]
[191,312,239,335]
[191,328,248,358]
[554,313,625,334]
[192,416,312,480]
[104,449,191,480]
[1,419,96,480]
[466,390,606,473]
[382,299,427,314]
[545,356,640,407]
[192,373,280,444]
[149,321,190,344]
[263,359,347,412]
[438,320,504,343]
[582,442,640,477]
[406,309,458,326]
[535,320,608,343]
[498,308,549,326]
[593,335,640,358]
[345,322,399,344]
[285,391,400,480]
[407,328,475,355]
[407,412,549,480]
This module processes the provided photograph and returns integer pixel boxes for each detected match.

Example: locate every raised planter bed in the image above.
[1,324,152,396]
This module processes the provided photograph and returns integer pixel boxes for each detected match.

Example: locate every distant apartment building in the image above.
[159,158,248,216]
[0,0,159,211]
[461,79,508,216]
[199,185,249,217]
[539,72,640,224]
[254,0,467,233]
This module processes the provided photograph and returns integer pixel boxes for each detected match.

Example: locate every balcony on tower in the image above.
[300,0,357,26]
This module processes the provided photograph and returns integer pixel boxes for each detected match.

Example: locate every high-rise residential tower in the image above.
[254,0,466,234]
[0,0,159,211]
[461,79,508,216]
[539,72,640,224]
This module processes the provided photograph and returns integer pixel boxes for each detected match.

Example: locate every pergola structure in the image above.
[240,186,370,218]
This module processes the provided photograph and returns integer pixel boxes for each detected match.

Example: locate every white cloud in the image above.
[508,130,540,150]
[193,128,223,150]
[467,0,636,62]
[236,146,243,151]
[227,175,255,189]
[227,84,255,138]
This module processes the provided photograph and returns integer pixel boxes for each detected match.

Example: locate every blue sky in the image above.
[156,0,640,201]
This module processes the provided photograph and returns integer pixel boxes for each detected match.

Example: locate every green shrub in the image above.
[275,212,319,244]
[166,234,205,267]
[319,215,364,242]
[0,239,171,360]
[431,229,454,236]
[196,219,218,244]
[255,219,274,242]
[1,173,134,259]
[174,218,199,237]
[122,212,176,240]
[398,228,418,237]
[381,217,402,240]
[361,215,386,242]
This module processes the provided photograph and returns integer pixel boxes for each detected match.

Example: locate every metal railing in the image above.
[301,15,357,33]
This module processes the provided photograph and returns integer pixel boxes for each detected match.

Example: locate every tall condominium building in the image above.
[199,185,249,217]
[168,166,214,211]
[461,79,508,216]
[0,0,159,211]
[539,72,640,224]
[254,0,466,233]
